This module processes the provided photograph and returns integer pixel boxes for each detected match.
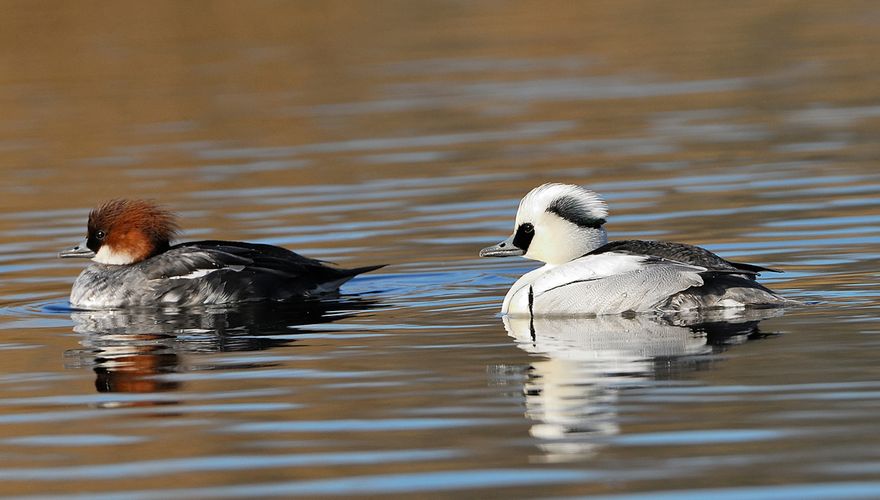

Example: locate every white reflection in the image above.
[501,309,783,461]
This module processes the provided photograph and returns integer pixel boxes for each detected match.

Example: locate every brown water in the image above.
[1,2,880,498]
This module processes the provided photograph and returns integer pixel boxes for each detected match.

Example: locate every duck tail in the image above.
[342,264,386,278]
[729,261,782,274]
[312,264,385,295]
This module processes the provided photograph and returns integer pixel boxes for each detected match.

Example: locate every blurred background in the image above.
[1,1,879,498]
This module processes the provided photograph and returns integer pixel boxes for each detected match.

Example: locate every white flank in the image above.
[502,253,707,316]
[532,253,648,293]
[93,246,138,265]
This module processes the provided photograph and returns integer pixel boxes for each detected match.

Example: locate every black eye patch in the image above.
[513,222,535,251]
[87,229,105,252]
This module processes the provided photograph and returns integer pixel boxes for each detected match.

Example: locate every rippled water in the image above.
[1,2,880,498]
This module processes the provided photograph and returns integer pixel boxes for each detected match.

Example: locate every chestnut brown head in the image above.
[61,199,179,265]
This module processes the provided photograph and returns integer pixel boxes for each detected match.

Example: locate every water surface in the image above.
[1,2,879,498]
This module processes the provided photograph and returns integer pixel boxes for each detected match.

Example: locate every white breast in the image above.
[502,253,706,316]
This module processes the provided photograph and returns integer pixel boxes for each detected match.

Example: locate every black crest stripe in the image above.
[546,195,606,228]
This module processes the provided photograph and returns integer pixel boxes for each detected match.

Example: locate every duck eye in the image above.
[95,230,106,240]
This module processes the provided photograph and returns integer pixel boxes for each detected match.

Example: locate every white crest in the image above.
[517,183,607,225]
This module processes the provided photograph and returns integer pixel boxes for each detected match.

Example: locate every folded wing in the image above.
[524,253,707,315]
[141,241,376,305]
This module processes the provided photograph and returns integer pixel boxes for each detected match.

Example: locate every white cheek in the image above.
[525,216,575,264]
[525,234,550,262]
[93,246,137,265]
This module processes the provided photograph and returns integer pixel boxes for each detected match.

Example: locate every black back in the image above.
[587,240,780,275]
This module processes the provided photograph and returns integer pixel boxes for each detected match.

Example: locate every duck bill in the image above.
[59,238,95,259]
[479,235,524,258]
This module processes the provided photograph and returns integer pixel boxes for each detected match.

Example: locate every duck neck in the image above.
[546,226,607,265]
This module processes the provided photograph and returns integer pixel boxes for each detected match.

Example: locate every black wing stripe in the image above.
[540,277,601,294]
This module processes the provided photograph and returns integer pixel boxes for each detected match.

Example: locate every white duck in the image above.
[480,183,792,317]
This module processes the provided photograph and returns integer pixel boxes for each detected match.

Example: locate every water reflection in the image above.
[65,297,379,397]
[499,309,783,461]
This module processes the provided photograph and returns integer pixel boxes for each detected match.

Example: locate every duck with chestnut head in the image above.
[60,199,383,309]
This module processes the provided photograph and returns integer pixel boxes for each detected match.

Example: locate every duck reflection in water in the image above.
[493,308,783,462]
[65,297,379,397]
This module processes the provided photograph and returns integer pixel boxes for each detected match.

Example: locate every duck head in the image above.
[480,183,608,265]
[60,199,179,265]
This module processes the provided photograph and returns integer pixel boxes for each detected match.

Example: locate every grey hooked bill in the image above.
[59,238,95,259]
[479,235,524,258]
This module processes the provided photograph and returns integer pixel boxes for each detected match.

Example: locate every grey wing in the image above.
[142,246,250,280]
[531,257,706,315]
[136,247,254,305]
[139,245,337,305]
